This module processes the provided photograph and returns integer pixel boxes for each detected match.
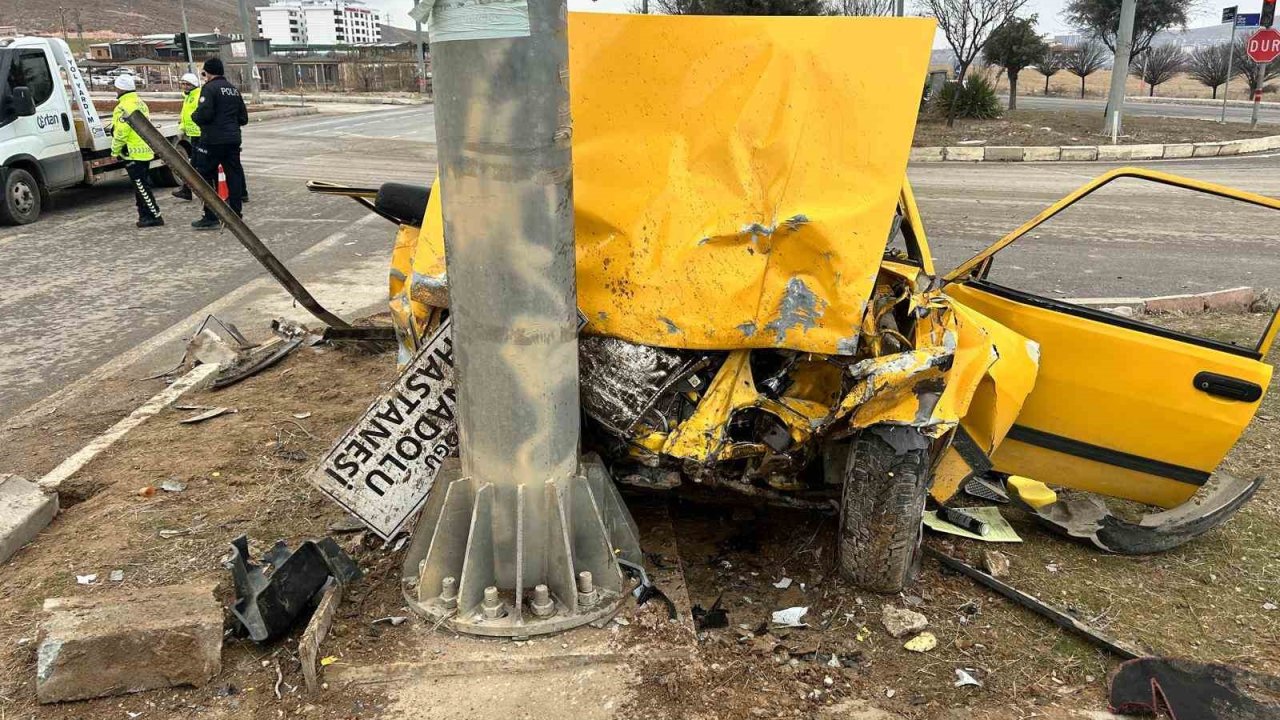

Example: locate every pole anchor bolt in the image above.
[577,571,599,609]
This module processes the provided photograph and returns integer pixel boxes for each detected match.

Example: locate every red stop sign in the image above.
[1247,27,1280,64]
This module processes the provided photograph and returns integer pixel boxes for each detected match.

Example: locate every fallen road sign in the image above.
[311,319,458,540]
[1246,27,1280,63]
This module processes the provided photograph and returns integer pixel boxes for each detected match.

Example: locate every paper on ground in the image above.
[923,506,1021,543]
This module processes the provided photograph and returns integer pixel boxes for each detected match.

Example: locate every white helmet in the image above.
[113,74,136,92]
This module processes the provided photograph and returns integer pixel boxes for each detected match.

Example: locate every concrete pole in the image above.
[1251,63,1264,127]
[236,0,262,104]
[894,0,905,16]
[1103,0,1137,140]
[180,0,195,74]
[412,0,427,93]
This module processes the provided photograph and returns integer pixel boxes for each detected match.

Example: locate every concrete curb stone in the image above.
[0,475,57,566]
[911,134,1280,163]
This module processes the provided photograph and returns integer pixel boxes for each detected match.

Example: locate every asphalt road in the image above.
[1,104,1278,429]
[1008,94,1280,125]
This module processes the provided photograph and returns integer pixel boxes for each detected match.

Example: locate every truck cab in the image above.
[0,36,180,225]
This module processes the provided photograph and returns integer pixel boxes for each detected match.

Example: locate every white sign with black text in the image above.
[311,319,458,540]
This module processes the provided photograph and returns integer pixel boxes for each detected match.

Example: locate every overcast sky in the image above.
[364,0,1250,41]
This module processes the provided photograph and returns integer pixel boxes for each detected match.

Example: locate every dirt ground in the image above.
[913,109,1275,147]
[991,68,1274,103]
[1,311,1277,719]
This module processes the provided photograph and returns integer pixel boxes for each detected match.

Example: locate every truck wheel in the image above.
[150,164,179,188]
[0,168,42,225]
[837,426,934,593]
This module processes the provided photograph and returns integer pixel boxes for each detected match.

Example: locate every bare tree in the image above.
[1034,44,1066,94]
[826,0,895,14]
[1233,39,1280,95]
[1186,42,1234,99]
[1129,43,1185,96]
[1062,38,1108,98]
[921,0,1030,125]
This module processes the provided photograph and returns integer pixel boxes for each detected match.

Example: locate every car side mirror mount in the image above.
[12,86,36,117]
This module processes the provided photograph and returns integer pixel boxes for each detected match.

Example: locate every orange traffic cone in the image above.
[217,165,229,201]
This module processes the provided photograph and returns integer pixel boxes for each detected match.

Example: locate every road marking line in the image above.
[37,363,219,491]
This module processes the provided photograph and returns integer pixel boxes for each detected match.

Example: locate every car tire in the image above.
[0,168,42,225]
[837,426,934,593]
[150,163,179,188]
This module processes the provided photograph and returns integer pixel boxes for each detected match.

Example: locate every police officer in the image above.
[190,57,248,230]
[172,72,201,201]
[111,75,164,228]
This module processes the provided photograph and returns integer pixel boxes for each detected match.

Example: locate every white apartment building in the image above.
[256,0,385,46]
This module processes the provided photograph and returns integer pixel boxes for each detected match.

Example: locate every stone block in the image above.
[1096,144,1165,161]
[1162,143,1194,159]
[37,584,222,703]
[1059,146,1098,161]
[983,146,1024,162]
[909,147,944,162]
[1144,294,1205,314]
[1192,142,1222,157]
[0,475,57,566]
[1022,146,1062,161]
[1217,141,1242,156]
[944,146,984,162]
[1200,286,1255,312]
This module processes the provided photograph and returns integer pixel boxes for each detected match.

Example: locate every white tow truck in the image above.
[0,36,183,225]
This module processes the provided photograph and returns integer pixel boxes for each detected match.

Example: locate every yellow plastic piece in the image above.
[1007,475,1057,509]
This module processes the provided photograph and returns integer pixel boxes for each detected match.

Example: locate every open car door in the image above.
[942,168,1280,530]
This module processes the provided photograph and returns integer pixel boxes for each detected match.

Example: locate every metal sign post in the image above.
[1222,6,1239,123]
[1104,0,1138,141]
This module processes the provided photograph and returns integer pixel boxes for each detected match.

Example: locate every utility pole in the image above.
[180,0,195,74]
[58,7,69,42]
[412,0,427,93]
[236,0,262,104]
[1103,0,1137,141]
[894,0,905,16]
[403,0,639,636]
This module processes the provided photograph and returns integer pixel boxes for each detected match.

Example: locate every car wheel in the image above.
[0,168,42,225]
[837,425,935,593]
[150,163,179,188]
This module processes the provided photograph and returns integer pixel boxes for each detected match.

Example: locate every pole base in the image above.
[401,454,641,637]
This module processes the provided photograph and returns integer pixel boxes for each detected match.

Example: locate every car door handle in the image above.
[61,113,70,131]
[1193,372,1263,402]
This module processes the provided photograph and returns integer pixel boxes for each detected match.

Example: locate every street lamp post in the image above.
[1103,0,1137,141]
[180,0,195,75]
[236,0,262,104]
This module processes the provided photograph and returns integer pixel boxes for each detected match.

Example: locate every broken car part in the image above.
[1029,472,1265,554]
[926,547,1143,659]
[122,112,352,330]
[1109,657,1280,719]
[617,557,678,620]
[307,180,430,228]
[226,535,362,642]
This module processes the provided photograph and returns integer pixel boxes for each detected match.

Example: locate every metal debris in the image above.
[227,535,362,643]
[179,407,236,425]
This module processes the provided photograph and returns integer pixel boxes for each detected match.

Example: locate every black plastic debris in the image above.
[227,535,362,642]
[1109,657,1280,719]
[617,558,678,621]
[693,594,729,631]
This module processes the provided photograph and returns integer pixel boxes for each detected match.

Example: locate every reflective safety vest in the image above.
[180,87,201,139]
[111,92,154,161]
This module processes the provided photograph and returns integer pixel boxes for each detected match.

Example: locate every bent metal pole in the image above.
[122,111,351,329]
[400,0,641,635]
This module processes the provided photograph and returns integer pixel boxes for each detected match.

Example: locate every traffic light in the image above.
[1263,0,1276,27]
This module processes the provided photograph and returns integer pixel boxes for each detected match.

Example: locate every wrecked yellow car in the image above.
[330,14,1277,591]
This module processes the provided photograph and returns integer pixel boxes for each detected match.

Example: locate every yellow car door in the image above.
[943,168,1280,509]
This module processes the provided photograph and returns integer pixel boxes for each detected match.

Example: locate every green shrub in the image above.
[931,75,1002,120]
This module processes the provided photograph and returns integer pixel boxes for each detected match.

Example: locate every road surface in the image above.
[1007,94,1280,125]
[1,103,1278,451]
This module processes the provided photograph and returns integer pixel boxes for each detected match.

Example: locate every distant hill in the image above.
[8,0,270,37]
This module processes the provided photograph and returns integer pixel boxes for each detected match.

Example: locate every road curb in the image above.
[249,106,321,123]
[910,134,1280,163]
[1127,96,1280,110]
[1067,287,1261,316]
